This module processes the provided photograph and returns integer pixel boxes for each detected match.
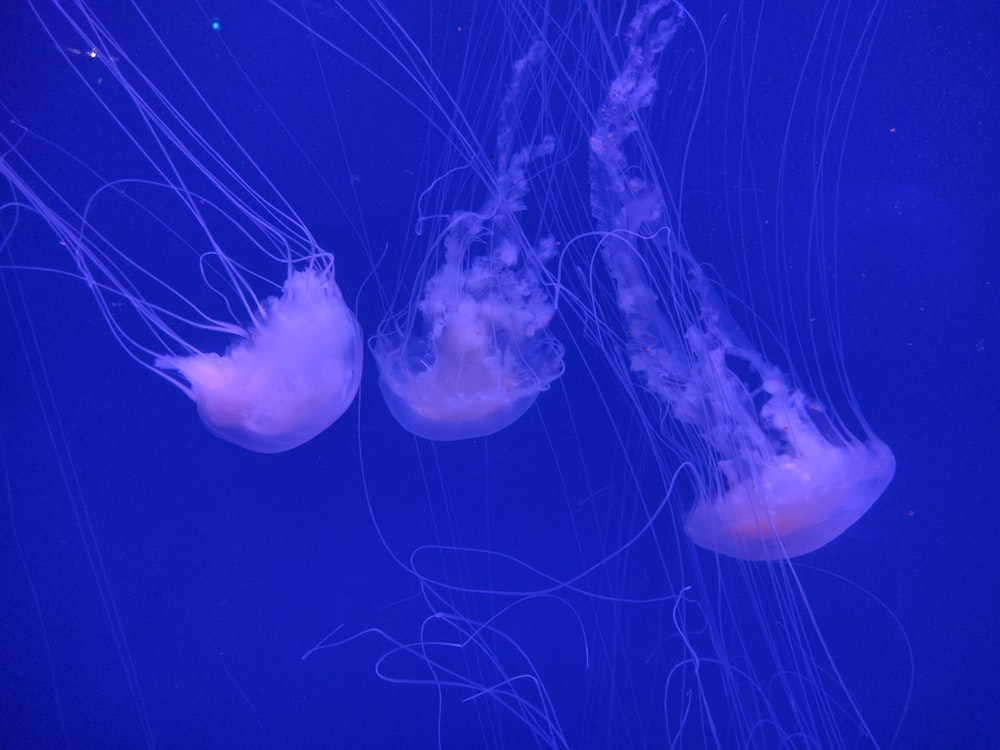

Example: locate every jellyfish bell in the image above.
[374,320,563,443]
[157,266,362,453]
[683,379,897,559]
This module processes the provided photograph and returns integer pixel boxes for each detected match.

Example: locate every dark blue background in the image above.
[1,1,996,747]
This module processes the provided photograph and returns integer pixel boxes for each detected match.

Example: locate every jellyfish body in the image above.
[587,1,895,560]
[157,267,362,453]
[373,40,564,441]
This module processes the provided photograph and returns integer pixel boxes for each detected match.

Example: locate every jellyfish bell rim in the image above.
[683,437,896,561]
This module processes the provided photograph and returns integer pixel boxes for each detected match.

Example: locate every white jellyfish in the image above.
[586,0,895,559]
[1,0,362,453]
[372,39,565,441]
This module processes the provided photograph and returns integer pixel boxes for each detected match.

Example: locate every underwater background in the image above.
[1,1,996,747]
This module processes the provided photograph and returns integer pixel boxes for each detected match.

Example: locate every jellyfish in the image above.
[1,0,362,453]
[370,39,564,441]
[586,0,895,560]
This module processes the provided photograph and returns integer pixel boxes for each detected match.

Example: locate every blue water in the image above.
[1,1,996,747]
